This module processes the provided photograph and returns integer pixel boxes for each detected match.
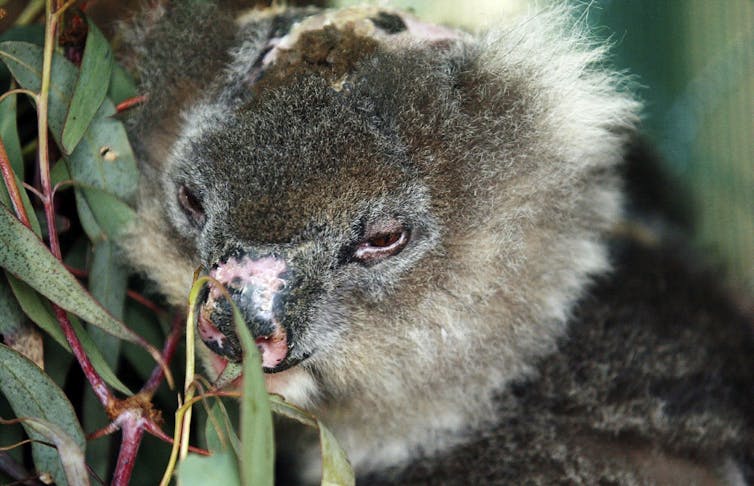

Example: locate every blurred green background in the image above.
[336,0,754,296]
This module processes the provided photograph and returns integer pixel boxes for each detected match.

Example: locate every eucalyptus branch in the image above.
[37,0,114,407]
[141,313,184,397]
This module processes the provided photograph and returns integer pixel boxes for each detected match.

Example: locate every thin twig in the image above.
[141,313,184,396]
[143,421,211,456]
[0,88,36,105]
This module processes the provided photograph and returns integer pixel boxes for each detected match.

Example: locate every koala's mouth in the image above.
[197,308,291,372]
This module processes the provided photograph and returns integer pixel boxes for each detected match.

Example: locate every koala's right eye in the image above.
[177,185,206,227]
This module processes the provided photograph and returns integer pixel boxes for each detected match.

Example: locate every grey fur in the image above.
[120,4,752,484]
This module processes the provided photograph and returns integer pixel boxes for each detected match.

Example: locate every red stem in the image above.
[112,412,146,486]
[0,139,32,227]
[141,313,183,396]
[143,421,211,456]
[53,305,113,406]
[127,289,167,316]
[116,95,148,113]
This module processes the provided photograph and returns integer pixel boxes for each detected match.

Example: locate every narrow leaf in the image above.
[21,418,89,486]
[6,273,133,395]
[88,240,127,367]
[0,344,85,486]
[62,18,113,154]
[269,396,355,486]
[177,451,240,486]
[0,206,143,343]
[237,305,274,486]
[0,41,138,202]
[204,400,241,457]
[0,92,23,177]
[319,424,355,486]
[0,97,42,236]
[108,63,137,105]
[0,41,73,141]
[76,186,136,241]
[0,273,43,367]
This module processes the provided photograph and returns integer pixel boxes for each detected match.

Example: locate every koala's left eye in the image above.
[177,184,206,228]
[353,227,410,263]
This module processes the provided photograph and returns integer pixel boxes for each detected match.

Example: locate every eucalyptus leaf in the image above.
[0,272,25,338]
[0,273,42,366]
[0,112,42,237]
[237,305,274,486]
[0,41,138,202]
[0,25,43,87]
[108,63,137,105]
[76,186,136,241]
[21,417,90,486]
[6,273,133,395]
[0,344,85,486]
[62,18,113,154]
[269,396,355,486]
[0,41,72,141]
[66,100,138,202]
[205,400,241,457]
[50,159,72,187]
[319,424,355,486]
[88,240,127,368]
[0,92,23,177]
[0,205,143,344]
[177,451,240,486]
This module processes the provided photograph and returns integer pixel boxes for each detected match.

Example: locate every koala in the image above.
[120,3,754,484]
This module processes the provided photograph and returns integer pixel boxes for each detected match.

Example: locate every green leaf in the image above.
[88,240,126,367]
[0,41,138,202]
[0,272,25,338]
[0,25,43,87]
[177,451,240,486]
[50,159,72,187]
[269,396,355,486]
[237,304,274,486]
[0,205,143,344]
[0,94,42,238]
[0,41,73,141]
[0,273,42,366]
[75,186,136,241]
[6,273,133,395]
[319,423,355,486]
[0,92,23,177]
[62,18,113,154]
[204,400,241,457]
[66,100,138,202]
[21,417,90,486]
[0,344,85,486]
[108,63,137,105]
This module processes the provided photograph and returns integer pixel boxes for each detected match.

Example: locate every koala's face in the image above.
[127,6,636,436]
[163,80,441,373]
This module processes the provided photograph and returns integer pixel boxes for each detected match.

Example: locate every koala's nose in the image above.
[197,252,292,370]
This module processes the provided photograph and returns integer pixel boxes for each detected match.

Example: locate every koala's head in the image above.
[124,5,638,465]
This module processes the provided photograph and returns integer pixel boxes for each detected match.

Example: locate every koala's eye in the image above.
[353,227,410,263]
[177,185,206,227]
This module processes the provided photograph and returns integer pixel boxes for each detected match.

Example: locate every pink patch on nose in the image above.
[209,255,287,321]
